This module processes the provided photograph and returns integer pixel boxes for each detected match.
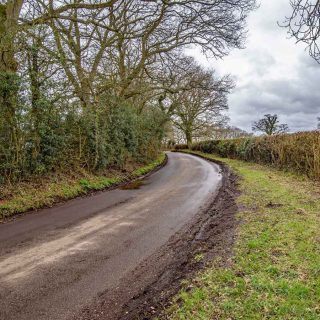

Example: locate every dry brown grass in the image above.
[177,131,320,180]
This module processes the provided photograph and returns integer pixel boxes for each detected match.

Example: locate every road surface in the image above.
[0,152,222,320]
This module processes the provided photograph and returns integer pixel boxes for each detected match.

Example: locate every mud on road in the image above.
[73,155,239,320]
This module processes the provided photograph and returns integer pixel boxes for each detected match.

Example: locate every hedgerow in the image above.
[176,132,320,179]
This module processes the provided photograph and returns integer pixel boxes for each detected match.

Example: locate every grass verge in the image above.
[0,153,166,220]
[167,150,320,320]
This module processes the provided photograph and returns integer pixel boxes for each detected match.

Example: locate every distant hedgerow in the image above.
[177,131,320,179]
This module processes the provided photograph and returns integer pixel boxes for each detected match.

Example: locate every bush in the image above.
[189,132,320,179]
[0,94,165,184]
[174,144,189,150]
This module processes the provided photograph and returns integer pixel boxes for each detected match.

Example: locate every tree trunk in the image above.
[0,1,23,73]
[0,1,24,180]
[185,130,193,148]
[27,41,42,164]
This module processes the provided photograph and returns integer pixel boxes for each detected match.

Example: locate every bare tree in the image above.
[0,1,117,74]
[94,0,257,101]
[213,125,253,139]
[169,60,234,146]
[283,0,320,62]
[0,0,257,181]
[0,0,257,79]
[317,116,320,129]
[252,114,289,135]
[0,0,257,138]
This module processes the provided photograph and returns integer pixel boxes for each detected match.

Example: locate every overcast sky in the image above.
[190,0,320,133]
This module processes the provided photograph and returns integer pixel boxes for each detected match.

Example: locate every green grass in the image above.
[133,152,166,176]
[0,153,166,220]
[167,151,320,320]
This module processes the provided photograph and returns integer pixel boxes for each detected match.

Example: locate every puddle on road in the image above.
[121,180,146,190]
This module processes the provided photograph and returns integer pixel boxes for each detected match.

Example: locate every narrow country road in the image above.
[0,152,222,320]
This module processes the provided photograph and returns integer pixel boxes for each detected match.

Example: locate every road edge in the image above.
[73,151,240,320]
[1,153,168,223]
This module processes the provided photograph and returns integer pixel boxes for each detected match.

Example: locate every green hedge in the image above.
[176,132,320,179]
[0,98,165,184]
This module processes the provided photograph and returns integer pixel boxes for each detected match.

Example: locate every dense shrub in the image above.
[189,132,320,179]
[0,96,165,184]
[174,144,189,150]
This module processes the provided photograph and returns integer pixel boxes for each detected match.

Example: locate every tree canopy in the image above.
[0,0,257,184]
[252,114,289,135]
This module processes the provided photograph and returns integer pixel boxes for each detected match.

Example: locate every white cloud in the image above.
[189,0,320,132]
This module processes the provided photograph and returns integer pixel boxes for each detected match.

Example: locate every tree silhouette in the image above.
[284,0,320,62]
[252,114,289,135]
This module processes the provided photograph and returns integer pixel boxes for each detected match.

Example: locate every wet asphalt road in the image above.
[0,152,222,320]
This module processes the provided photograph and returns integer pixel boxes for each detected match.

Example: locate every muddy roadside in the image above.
[72,154,240,320]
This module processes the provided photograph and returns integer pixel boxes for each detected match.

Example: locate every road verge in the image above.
[0,153,167,221]
[166,150,320,319]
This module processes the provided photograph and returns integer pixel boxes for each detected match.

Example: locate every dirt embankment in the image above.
[73,154,239,320]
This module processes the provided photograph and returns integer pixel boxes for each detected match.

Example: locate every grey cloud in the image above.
[227,25,320,132]
[229,55,320,131]
[194,0,320,133]
[245,50,277,76]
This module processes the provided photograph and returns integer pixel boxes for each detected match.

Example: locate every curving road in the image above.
[0,152,222,320]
